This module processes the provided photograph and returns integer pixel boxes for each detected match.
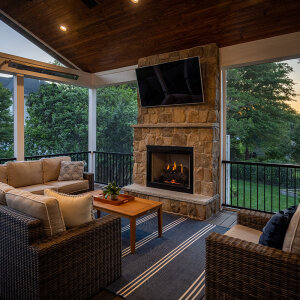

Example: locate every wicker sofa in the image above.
[0,156,94,194]
[206,209,300,300]
[0,204,121,300]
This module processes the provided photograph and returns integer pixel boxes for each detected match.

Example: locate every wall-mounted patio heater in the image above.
[7,61,79,80]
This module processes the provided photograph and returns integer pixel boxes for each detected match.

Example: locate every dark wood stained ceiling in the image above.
[1,0,300,73]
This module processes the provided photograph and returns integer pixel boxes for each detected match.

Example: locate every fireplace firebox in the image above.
[147,145,193,194]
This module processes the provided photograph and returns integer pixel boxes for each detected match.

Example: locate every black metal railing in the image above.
[0,157,16,164]
[94,151,133,187]
[223,160,300,213]
[25,152,90,171]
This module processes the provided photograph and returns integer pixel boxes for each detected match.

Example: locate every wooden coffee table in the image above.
[91,190,162,254]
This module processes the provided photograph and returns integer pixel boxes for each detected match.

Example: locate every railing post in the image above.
[88,88,96,173]
[13,75,25,161]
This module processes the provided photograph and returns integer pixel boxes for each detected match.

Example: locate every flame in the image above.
[172,162,177,171]
[167,164,170,170]
[164,179,180,185]
[180,164,183,173]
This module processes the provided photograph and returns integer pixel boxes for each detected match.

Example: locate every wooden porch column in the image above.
[13,75,24,161]
[220,69,227,209]
[88,88,97,173]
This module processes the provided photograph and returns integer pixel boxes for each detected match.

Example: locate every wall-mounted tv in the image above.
[136,57,204,107]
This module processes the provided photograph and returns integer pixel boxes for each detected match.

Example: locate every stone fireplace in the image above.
[147,145,193,194]
[123,43,220,220]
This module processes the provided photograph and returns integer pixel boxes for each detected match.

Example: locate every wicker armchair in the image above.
[0,205,121,300]
[206,209,300,300]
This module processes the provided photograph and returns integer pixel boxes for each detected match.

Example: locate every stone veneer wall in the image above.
[129,43,220,219]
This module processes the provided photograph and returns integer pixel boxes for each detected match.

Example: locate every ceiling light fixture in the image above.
[60,25,67,32]
[130,0,139,3]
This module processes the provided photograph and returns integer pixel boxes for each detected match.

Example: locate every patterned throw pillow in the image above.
[58,161,84,181]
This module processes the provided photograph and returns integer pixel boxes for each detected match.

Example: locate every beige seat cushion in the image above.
[42,156,71,183]
[44,189,94,228]
[45,180,89,194]
[6,189,66,237]
[0,182,14,205]
[0,164,8,184]
[17,184,58,195]
[7,160,43,188]
[225,224,262,244]
[282,204,300,255]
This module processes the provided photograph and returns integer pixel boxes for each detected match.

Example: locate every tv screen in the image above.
[136,57,204,107]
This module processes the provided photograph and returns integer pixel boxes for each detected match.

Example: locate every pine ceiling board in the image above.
[1,0,300,73]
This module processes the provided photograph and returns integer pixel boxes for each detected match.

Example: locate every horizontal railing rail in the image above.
[223,160,300,213]
[25,151,90,171]
[0,157,17,164]
[94,151,133,187]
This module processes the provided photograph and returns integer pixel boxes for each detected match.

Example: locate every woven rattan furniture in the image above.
[0,205,121,300]
[206,209,300,300]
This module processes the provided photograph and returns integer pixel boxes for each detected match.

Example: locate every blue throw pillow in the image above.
[259,205,298,249]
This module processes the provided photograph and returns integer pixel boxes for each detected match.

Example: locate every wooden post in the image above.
[88,88,97,173]
[219,69,227,209]
[13,75,24,161]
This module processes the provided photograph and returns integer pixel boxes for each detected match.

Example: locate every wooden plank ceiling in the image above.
[1,0,300,73]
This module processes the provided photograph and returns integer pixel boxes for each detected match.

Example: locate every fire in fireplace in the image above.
[147,145,193,193]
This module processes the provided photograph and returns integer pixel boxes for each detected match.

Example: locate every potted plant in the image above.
[103,181,121,200]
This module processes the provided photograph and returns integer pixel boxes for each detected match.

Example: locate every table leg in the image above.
[130,217,136,254]
[96,210,101,219]
[158,206,162,237]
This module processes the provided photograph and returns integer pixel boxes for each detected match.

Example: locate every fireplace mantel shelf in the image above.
[123,184,218,205]
[131,122,219,128]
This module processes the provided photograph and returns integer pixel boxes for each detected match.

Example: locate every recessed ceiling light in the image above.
[60,25,67,32]
[131,0,138,3]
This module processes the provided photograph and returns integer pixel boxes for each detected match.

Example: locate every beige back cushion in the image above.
[6,189,66,237]
[0,182,14,205]
[42,156,71,183]
[7,160,43,188]
[282,204,300,255]
[44,189,94,228]
[0,164,8,184]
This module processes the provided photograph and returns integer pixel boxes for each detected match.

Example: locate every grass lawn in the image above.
[228,179,299,212]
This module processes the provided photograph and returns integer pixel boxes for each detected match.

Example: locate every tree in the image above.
[25,83,88,155]
[290,115,300,162]
[24,82,137,156]
[0,83,13,158]
[96,84,137,153]
[227,62,299,162]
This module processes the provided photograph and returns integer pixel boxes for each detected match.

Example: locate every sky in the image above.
[0,20,299,112]
[282,59,300,112]
[0,20,55,64]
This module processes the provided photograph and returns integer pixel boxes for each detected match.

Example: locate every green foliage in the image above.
[96,84,137,153]
[227,62,299,163]
[103,181,121,199]
[290,115,300,162]
[0,83,13,158]
[23,82,137,156]
[25,83,88,155]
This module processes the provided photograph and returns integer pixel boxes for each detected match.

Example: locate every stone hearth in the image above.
[123,43,220,220]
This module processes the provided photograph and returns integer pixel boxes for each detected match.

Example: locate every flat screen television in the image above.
[136,57,204,107]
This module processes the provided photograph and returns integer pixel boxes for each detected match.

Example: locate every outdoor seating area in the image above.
[0,1,300,299]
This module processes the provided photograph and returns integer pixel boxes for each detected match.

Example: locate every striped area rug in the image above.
[107,212,228,300]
